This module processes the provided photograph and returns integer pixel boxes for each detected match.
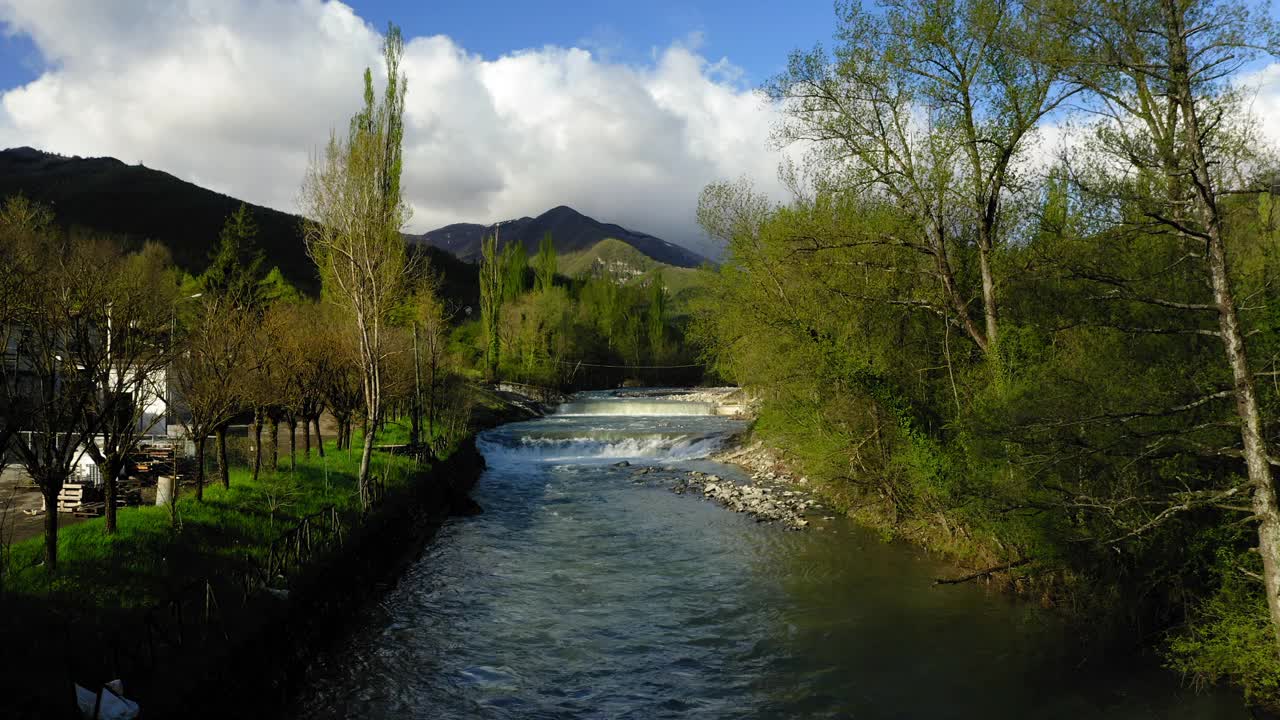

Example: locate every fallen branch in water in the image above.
[933,558,1031,586]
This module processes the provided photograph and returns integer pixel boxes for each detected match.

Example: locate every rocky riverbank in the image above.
[623,439,831,531]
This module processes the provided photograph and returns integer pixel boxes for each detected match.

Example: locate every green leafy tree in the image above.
[202,203,265,306]
[502,240,528,302]
[535,232,557,293]
[647,272,668,364]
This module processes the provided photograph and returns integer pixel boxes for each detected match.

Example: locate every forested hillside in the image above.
[0,147,321,290]
[692,0,1280,702]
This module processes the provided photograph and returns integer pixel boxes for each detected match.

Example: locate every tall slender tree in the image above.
[479,230,506,382]
[535,232,557,293]
[302,23,412,508]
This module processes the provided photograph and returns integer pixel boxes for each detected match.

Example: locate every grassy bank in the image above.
[3,432,421,610]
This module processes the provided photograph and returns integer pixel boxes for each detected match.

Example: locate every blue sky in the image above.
[283,0,837,84]
[0,1,839,93]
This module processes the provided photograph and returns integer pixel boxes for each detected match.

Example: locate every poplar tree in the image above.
[502,240,528,301]
[535,232,557,293]
[479,231,505,381]
[302,23,411,508]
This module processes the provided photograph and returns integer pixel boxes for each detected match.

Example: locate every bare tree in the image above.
[301,24,412,508]
[171,298,250,505]
[82,242,180,533]
[0,228,114,570]
[416,280,455,455]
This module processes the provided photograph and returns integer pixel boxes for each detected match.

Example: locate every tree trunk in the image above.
[194,436,206,502]
[103,456,123,535]
[977,231,999,354]
[314,415,325,458]
[251,411,264,483]
[289,418,297,471]
[427,361,437,445]
[303,417,312,459]
[216,426,230,490]
[358,417,374,508]
[41,483,60,572]
[411,322,421,448]
[930,222,989,354]
[268,417,279,471]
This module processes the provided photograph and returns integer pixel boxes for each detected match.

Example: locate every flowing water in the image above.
[292,390,1247,719]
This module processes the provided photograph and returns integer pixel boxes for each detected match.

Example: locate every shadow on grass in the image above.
[2,439,425,611]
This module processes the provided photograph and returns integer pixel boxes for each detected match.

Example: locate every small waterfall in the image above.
[477,433,727,466]
[555,399,716,417]
[477,392,735,467]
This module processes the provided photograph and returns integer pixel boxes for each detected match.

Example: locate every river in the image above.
[291,390,1247,719]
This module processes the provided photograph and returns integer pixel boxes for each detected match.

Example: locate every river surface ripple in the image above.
[292,390,1247,719]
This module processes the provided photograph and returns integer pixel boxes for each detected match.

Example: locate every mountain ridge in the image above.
[0,147,705,292]
[410,205,708,269]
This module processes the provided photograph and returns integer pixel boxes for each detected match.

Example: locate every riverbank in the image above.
[0,384,540,718]
[711,431,1042,591]
[712,409,1280,716]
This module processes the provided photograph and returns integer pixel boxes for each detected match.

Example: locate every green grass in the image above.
[3,429,423,610]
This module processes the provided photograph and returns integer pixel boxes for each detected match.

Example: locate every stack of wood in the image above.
[41,483,97,514]
[129,445,177,481]
[38,482,139,517]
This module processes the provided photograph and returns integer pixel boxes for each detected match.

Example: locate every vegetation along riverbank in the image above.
[688,0,1280,709]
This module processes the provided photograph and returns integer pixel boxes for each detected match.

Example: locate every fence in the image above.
[64,501,354,703]
[265,505,345,581]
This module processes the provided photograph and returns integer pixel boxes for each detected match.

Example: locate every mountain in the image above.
[410,205,708,269]
[0,146,321,290]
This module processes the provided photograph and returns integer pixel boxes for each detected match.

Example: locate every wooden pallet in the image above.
[42,483,101,513]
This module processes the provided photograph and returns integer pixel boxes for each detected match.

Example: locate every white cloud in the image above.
[0,0,789,257]
[1240,61,1280,151]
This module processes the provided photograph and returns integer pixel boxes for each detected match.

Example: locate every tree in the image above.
[766,0,1074,360]
[0,226,115,570]
[302,23,412,509]
[1042,0,1280,654]
[416,285,453,453]
[479,231,505,382]
[243,306,285,483]
[535,232,557,293]
[171,298,250,505]
[503,240,528,301]
[0,193,54,236]
[322,318,364,452]
[202,203,265,306]
[647,272,668,364]
[82,242,180,533]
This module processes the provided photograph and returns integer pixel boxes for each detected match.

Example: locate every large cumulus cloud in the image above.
[0,0,788,257]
